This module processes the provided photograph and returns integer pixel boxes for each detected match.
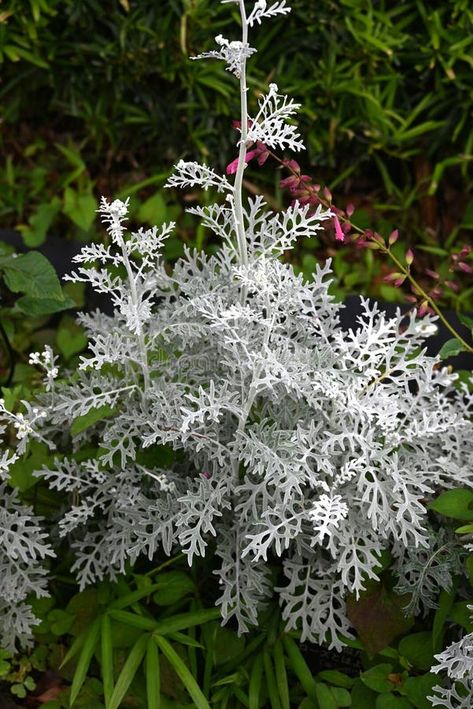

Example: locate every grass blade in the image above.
[108,609,158,631]
[273,639,290,709]
[281,634,317,701]
[69,616,101,707]
[101,614,114,705]
[154,634,210,709]
[263,651,281,709]
[108,633,148,709]
[146,635,160,709]
[153,608,220,635]
[249,652,263,709]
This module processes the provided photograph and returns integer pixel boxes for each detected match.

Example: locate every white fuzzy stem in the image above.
[233,0,249,273]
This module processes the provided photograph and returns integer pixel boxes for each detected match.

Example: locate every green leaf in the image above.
[56,316,87,360]
[439,338,468,359]
[15,294,74,316]
[213,626,245,666]
[456,524,473,534]
[8,441,53,492]
[458,313,473,332]
[330,687,351,707]
[273,639,290,709]
[70,404,118,436]
[360,664,395,694]
[154,635,210,709]
[281,635,317,700]
[19,199,61,247]
[398,632,435,671]
[153,608,221,635]
[432,590,456,651]
[263,650,282,709]
[47,609,75,636]
[317,670,354,689]
[0,251,64,301]
[466,556,473,586]
[108,633,148,709]
[351,679,378,708]
[314,682,337,709]
[403,674,438,709]
[137,192,168,224]
[101,614,114,706]
[376,694,413,708]
[108,610,158,632]
[249,653,264,709]
[146,636,160,709]
[69,616,101,707]
[346,584,414,654]
[153,571,195,606]
[428,488,473,520]
[449,601,473,633]
[63,187,98,232]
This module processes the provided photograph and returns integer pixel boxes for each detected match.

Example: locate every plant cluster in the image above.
[0,2,473,708]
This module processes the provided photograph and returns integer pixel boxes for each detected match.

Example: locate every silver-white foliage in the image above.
[1,0,473,657]
[0,441,54,651]
[429,609,473,708]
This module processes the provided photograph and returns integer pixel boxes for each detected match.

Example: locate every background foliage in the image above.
[1,0,472,307]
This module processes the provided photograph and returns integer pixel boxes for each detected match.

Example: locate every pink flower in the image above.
[225,142,269,175]
[333,216,345,242]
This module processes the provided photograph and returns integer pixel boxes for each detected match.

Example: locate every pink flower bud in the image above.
[346,203,355,217]
[425,269,440,280]
[405,248,414,266]
[323,186,332,202]
[388,229,399,246]
[457,261,473,274]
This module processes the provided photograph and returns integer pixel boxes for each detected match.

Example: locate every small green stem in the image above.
[386,249,473,353]
[269,150,473,354]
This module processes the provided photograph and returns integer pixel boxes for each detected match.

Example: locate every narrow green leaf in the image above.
[281,635,317,700]
[146,636,160,709]
[101,615,114,705]
[108,583,162,610]
[108,633,148,709]
[69,616,101,707]
[432,590,455,651]
[108,609,158,631]
[273,640,290,709]
[166,630,203,648]
[154,635,210,709]
[263,651,282,709]
[249,652,263,709]
[153,608,220,635]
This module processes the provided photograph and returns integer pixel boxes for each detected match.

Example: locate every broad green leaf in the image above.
[47,609,75,636]
[398,632,435,671]
[376,694,412,708]
[428,488,473,520]
[450,601,473,633]
[15,294,74,316]
[153,571,195,606]
[360,664,395,694]
[346,584,414,654]
[70,404,118,436]
[101,615,114,705]
[137,192,167,224]
[108,633,148,709]
[8,441,53,492]
[146,636,160,709]
[19,198,61,247]
[317,670,354,689]
[63,187,98,232]
[213,626,245,665]
[0,251,64,300]
[56,316,87,360]
[458,313,473,332]
[69,616,101,707]
[351,679,378,709]
[314,682,337,709]
[403,674,438,709]
[439,338,468,360]
[330,687,351,707]
[154,635,210,709]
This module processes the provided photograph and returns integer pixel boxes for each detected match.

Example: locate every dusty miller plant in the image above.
[1,0,473,665]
